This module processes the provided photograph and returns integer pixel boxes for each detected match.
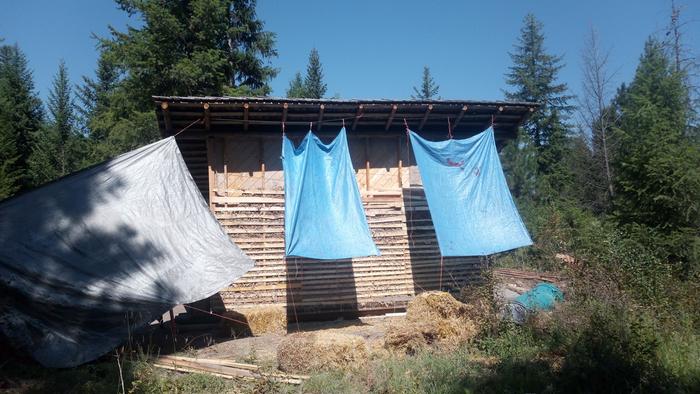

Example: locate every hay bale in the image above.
[277,332,368,374]
[222,306,287,336]
[406,291,471,321]
[384,321,439,354]
[384,292,480,353]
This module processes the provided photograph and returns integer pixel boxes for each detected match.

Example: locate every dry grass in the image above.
[222,306,287,336]
[277,331,368,374]
[384,291,482,353]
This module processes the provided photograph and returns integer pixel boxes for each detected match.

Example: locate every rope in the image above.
[288,257,301,332]
[447,117,453,139]
[183,304,250,327]
[439,255,444,291]
[172,117,204,137]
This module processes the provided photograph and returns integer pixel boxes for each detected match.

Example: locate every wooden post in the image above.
[203,103,211,131]
[282,103,288,129]
[206,137,215,211]
[259,138,265,191]
[397,136,403,188]
[161,102,173,136]
[418,104,432,131]
[364,137,370,191]
[317,104,324,131]
[169,308,177,351]
[223,138,229,197]
[243,103,250,131]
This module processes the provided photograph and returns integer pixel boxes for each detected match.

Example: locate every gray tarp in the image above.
[0,137,254,367]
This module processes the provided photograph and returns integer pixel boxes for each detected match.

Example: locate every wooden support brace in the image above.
[418,104,432,131]
[317,104,325,131]
[161,102,173,136]
[243,103,250,131]
[203,103,211,131]
[453,105,467,130]
[352,104,363,131]
[385,104,398,131]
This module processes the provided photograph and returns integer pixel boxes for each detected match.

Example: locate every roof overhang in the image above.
[153,96,538,142]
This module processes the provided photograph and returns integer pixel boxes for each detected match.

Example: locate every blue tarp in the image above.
[515,283,564,311]
[283,127,380,259]
[409,127,532,256]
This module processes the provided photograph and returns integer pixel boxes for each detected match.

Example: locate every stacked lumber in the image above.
[153,355,307,384]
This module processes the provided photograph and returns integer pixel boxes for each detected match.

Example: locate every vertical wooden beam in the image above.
[223,138,228,196]
[206,137,215,211]
[364,137,370,191]
[397,136,403,188]
[317,104,325,131]
[203,103,211,131]
[418,104,432,131]
[259,138,265,191]
[453,105,468,130]
[385,104,398,131]
[161,102,173,136]
[352,104,363,131]
[281,103,288,129]
[243,103,250,131]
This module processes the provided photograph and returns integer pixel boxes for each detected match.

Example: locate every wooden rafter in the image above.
[385,104,398,131]
[418,104,432,131]
[453,105,467,130]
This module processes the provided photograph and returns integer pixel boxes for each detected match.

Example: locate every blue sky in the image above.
[2,1,699,103]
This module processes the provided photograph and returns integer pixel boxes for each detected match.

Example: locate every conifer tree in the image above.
[30,60,85,184]
[504,14,575,200]
[614,38,700,272]
[0,44,43,196]
[102,0,277,105]
[303,48,326,99]
[286,72,306,98]
[412,66,439,100]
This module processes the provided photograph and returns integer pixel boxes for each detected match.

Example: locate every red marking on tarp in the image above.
[447,158,464,167]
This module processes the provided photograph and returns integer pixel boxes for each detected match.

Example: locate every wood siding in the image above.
[202,134,487,319]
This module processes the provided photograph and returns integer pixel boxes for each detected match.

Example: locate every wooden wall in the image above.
[204,133,487,320]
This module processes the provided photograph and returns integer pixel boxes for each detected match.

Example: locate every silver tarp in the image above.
[0,137,254,367]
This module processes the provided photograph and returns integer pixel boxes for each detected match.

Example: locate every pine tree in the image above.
[286,72,306,98]
[76,52,119,140]
[504,14,575,200]
[614,38,700,271]
[30,60,85,184]
[0,44,43,195]
[102,0,277,105]
[303,48,326,99]
[412,66,439,100]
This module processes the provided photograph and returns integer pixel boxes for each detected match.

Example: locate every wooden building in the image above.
[154,96,538,321]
